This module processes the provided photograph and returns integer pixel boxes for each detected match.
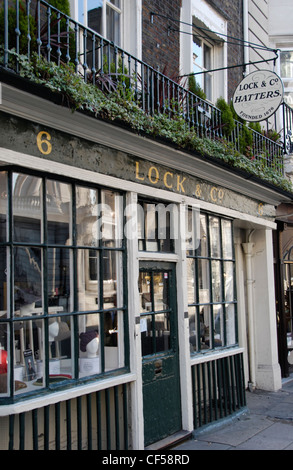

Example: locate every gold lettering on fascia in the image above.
[135,161,186,193]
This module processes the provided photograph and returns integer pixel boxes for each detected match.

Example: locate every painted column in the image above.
[249,229,282,391]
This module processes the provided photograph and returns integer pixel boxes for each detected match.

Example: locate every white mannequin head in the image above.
[49,321,59,342]
[86,336,99,358]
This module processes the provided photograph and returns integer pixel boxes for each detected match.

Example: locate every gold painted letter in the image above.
[148,166,159,184]
[135,161,145,181]
[177,175,186,192]
[163,171,173,189]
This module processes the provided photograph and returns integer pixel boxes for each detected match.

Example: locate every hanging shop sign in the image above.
[232,70,284,122]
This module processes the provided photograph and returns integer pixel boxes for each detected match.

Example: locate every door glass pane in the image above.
[47,181,71,245]
[155,312,170,352]
[13,174,42,243]
[153,272,169,311]
[140,314,152,356]
[139,272,152,313]
[0,247,7,314]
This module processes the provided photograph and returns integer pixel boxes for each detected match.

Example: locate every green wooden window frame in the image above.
[187,210,238,353]
[0,169,129,402]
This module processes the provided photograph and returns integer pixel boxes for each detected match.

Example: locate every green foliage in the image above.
[216,97,235,137]
[2,51,292,194]
[188,75,206,100]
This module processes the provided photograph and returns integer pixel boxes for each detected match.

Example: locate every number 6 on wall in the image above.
[37,131,52,155]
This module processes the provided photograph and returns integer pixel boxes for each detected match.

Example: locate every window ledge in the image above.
[190,346,244,366]
[0,372,136,416]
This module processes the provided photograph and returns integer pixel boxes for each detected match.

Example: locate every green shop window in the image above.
[0,170,127,399]
[187,211,238,353]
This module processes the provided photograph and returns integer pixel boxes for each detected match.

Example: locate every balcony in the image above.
[0,0,293,193]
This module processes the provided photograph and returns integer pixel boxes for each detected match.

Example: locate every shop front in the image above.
[0,80,286,449]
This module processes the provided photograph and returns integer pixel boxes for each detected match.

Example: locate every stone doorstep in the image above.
[145,430,192,451]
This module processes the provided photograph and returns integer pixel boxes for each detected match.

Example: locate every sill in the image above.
[0,370,136,416]
[190,346,244,366]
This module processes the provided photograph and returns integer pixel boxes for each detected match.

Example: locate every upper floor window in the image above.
[192,33,213,101]
[78,0,122,45]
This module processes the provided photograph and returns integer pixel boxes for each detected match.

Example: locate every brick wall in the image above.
[142,0,181,79]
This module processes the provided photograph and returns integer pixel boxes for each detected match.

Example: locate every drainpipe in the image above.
[243,0,249,76]
[242,232,256,390]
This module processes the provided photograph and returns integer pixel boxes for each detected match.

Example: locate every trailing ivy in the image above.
[2,50,293,193]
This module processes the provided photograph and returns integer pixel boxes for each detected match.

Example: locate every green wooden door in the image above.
[139,261,181,447]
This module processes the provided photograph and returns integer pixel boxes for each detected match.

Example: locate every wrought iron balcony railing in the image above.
[0,0,287,177]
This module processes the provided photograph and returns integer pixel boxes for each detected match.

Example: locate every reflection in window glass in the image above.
[79,314,100,377]
[13,174,42,243]
[47,180,71,245]
[48,248,71,313]
[0,323,8,396]
[14,246,42,313]
[76,186,99,246]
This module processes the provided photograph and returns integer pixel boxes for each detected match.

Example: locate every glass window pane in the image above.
[226,304,236,346]
[211,260,222,302]
[197,214,208,256]
[101,190,123,248]
[224,261,234,301]
[106,3,120,44]
[187,258,196,305]
[139,272,152,313]
[0,172,7,242]
[0,323,8,395]
[14,246,42,314]
[222,219,233,258]
[47,181,71,245]
[48,315,73,380]
[198,259,210,303]
[13,174,42,243]
[48,248,72,314]
[209,216,221,258]
[213,305,223,347]
[0,247,7,314]
[200,305,211,349]
[87,0,103,33]
[79,314,100,377]
[103,251,122,308]
[76,186,99,247]
[77,249,99,311]
[104,310,124,370]
[188,307,198,352]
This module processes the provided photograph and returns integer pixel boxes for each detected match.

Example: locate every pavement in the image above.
[173,376,293,451]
